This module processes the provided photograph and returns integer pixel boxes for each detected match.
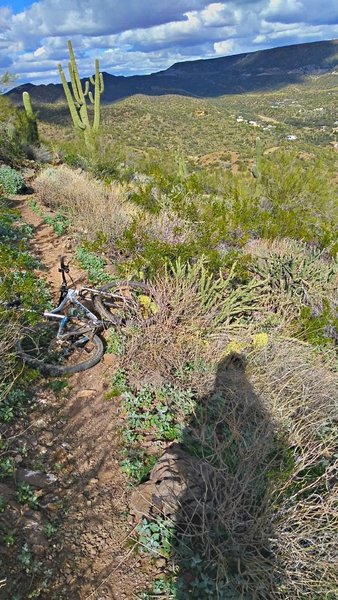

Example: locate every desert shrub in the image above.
[248,238,337,308]
[34,165,138,242]
[0,123,24,166]
[0,166,25,195]
[246,238,338,347]
[123,258,266,388]
[257,151,337,247]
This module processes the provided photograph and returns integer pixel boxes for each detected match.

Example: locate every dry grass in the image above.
[248,339,337,598]
[158,341,337,599]
[34,165,138,242]
[0,311,20,402]
[124,259,266,391]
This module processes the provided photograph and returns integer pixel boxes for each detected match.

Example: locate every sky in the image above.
[0,0,337,86]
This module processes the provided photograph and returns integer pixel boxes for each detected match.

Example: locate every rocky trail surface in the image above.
[1,195,152,599]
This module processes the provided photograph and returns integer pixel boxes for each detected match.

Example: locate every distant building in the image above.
[248,120,259,127]
[286,135,298,141]
[236,116,244,122]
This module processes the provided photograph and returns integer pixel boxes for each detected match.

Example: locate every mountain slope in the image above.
[7,39,338,105]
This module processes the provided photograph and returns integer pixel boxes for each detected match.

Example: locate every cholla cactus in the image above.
[58,40,104,145]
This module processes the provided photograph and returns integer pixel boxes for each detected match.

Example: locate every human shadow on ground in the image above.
[166,353,283,599]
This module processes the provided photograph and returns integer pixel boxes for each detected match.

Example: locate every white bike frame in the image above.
[43,288,101,339]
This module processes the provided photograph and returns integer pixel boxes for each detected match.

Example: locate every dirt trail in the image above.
[7,196,150,599]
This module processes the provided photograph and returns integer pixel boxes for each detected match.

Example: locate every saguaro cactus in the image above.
[58,40,104,145]
[88,59,104,131]
[22,91,39,144]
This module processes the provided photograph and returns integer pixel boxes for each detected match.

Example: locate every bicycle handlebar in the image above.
[59,256,70,274]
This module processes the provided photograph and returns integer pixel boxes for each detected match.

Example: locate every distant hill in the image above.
[6,39,338,105]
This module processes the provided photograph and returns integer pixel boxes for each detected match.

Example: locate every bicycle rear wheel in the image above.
[93,280,159,326]
[17,320,104,376]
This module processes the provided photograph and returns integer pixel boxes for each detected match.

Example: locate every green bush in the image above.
[0,166,25,195]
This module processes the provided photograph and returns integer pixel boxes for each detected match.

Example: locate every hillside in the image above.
[7,38,338,105]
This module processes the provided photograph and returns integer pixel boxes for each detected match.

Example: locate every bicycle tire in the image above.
[17,321,104,376]
[93,280,159,326]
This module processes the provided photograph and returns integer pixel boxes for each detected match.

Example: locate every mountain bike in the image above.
[15,256,158,376]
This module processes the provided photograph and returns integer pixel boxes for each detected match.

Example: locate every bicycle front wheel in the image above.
[17,321,104,376]
[93,280,159,326]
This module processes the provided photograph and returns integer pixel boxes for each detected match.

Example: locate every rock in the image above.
[155,558,167,569]
[88,478,99,485]
[129,443,215,522]
[130,482,153,520]
[15,468,57,489]
[76,389,96,399]
[97,470,112,483]
[54,448,69,463]
[22,168,36,180]
[43,431,54,446]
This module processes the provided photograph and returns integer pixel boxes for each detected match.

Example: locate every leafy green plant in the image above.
[47,379,69,394]
[44,213,69,236]
[105,329,125,356]
[0,388,30,423]
[4,532,16,546]
[18,543,33,573]
[105,368,128,399]
[138,576,183,599]
[75,245,110,283]
[136,516,174,557]
[118,383,195,483]
[0,166,25,194]
[17,483,40,509]
[43,522,58,539]
[0,457,15,478]
[120,451,157,483]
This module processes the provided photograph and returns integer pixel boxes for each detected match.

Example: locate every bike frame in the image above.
[43,267,102,339]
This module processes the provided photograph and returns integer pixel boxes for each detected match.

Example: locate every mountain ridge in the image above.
[6,39,338,105]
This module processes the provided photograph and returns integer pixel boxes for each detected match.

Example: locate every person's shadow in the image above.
[165,353,283,599]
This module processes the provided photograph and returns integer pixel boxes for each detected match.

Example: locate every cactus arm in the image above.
[99,72,104,94]
[22,91,39,143]
[92,59,102,131]
[58,64,85,130]
[69,61,81,105]
[67,40,90,127]
[22,91,34,120]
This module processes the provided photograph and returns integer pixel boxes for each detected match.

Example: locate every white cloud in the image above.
[214,39,235,54]
[0,0,337,85]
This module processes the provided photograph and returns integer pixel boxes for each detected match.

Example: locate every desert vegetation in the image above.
[0,66,337,599]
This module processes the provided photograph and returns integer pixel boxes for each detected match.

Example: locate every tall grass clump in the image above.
[34,165,138,243]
